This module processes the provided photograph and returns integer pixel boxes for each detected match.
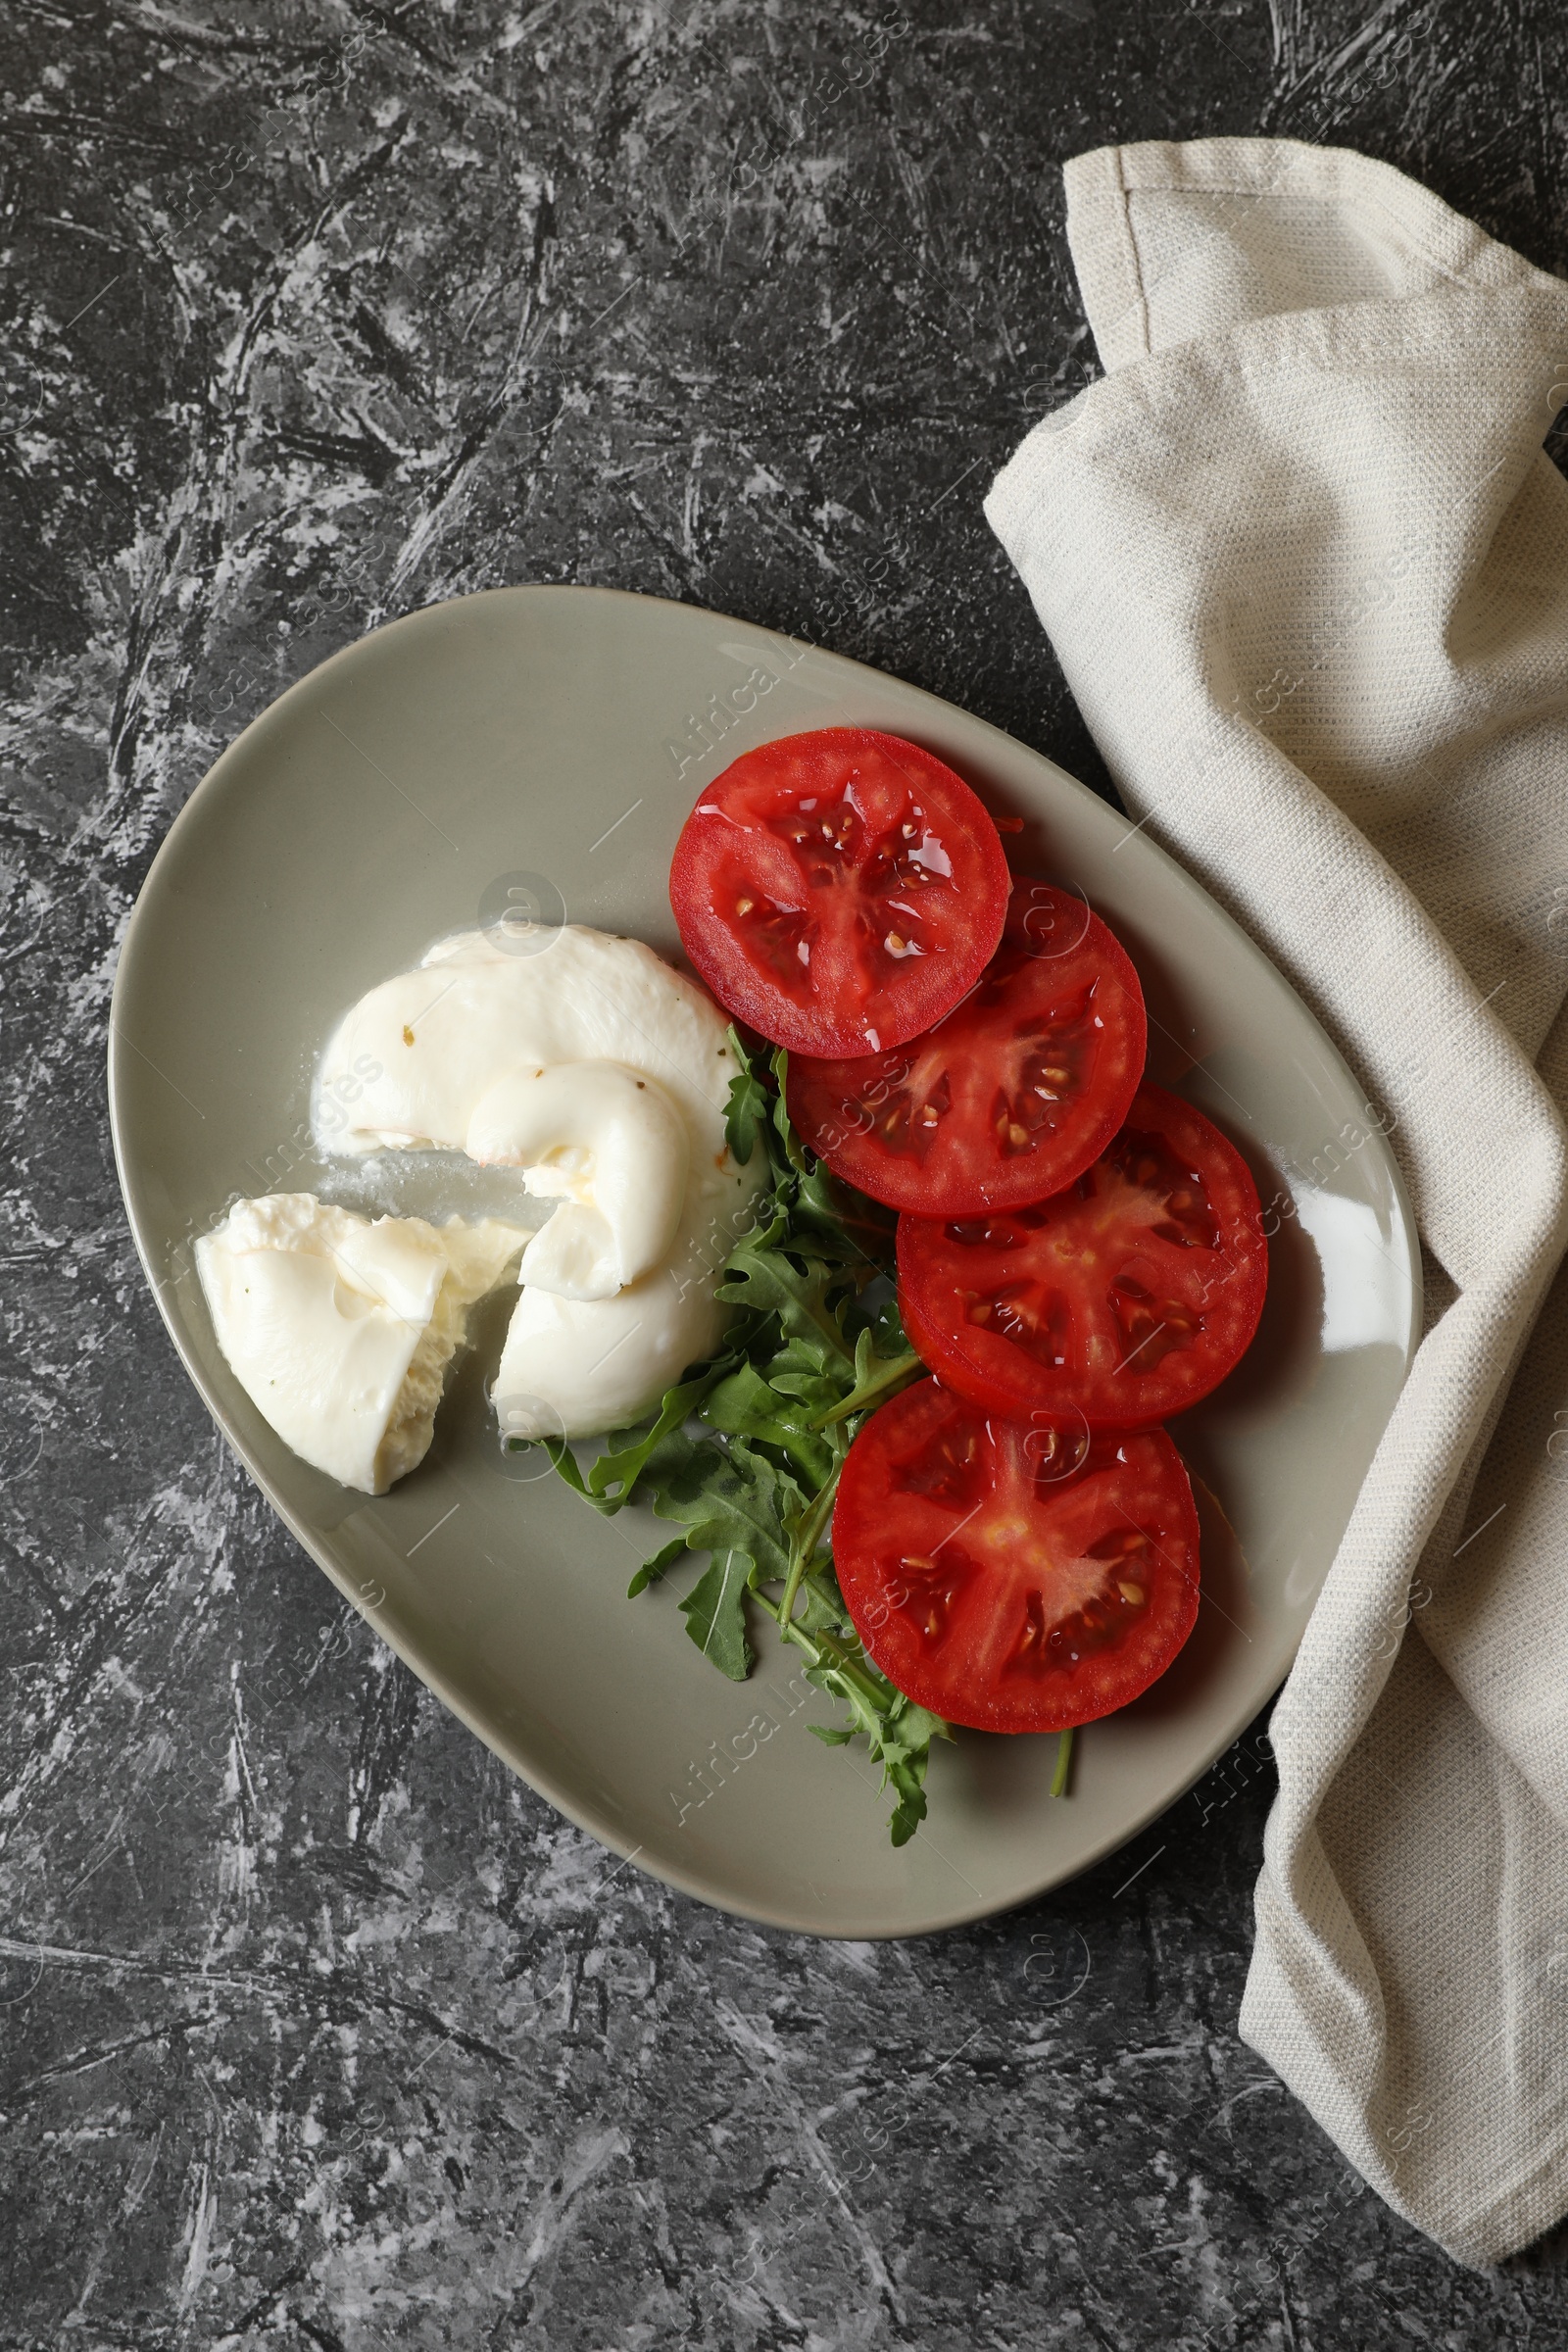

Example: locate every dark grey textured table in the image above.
[4,4,1567,2345]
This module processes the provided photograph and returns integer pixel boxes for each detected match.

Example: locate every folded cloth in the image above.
[986,138,1568,2267]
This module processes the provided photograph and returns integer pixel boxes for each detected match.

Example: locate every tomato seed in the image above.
[1118,1581,1146,1605]
[735,897,755,915]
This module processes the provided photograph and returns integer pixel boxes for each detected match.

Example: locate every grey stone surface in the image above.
[3,2,1568,2345]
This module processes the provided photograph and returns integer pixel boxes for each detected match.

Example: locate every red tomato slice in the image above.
[668,728,1010,1056]
[898,1084,1267,1429]
[784,878,1146,1214]
[832,1378,1200,1733]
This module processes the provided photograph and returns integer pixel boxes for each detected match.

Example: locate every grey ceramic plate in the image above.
[110,585,1420,1938]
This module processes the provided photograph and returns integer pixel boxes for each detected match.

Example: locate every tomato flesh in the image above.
[668,727,1010,1056]
[832,1378,1200,1733]
[785,878,1146,1214]
[898,1084,1267,1428]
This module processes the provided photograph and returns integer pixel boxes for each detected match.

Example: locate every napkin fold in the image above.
[986,139,1568,2266]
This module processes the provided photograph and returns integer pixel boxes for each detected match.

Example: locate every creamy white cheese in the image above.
[466,1059,686,1302]
[317,926,733,1163]
[196,1194,527,1494]
[316,925,766,1443]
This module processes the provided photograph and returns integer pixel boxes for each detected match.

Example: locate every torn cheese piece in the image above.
[195,1194,526,1494]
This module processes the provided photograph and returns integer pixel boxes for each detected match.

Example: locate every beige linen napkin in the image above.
[986,138,1568,2266]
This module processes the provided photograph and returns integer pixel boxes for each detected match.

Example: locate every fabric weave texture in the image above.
[986,137,1568,2267]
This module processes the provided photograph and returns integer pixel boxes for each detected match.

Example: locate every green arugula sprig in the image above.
[543,1025,946,1844]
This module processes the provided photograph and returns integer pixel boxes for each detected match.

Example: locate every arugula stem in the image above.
[754,1587,889,1717]
[1052,1727,1074,1798]
[809,1348,923,1429]
[775,1460,843,1636]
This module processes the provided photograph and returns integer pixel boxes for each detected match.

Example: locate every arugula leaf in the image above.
[542,1434,592,1497]
[769,1046,811,1176]
[887,1763,932,1847]
[627,1535,688,1599]
[578,1356,736,1512]
[702,1360,836,1489]
[867,1286,910,1354]
[715,1240,858,1369]
[723,1044,769,1167]
[650,1431,803,1590]
[794,1570,853,1635]
[547,1035,956,1845]
[769,1046,898,1265]
[678,1549,754,1681]
[811,1325,922,1429]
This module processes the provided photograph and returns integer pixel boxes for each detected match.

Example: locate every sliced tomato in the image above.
[667,727,1010,1056]
[832,1378,1200,1733]
[898,1084,1267,1429]
[785,878,1146,1214]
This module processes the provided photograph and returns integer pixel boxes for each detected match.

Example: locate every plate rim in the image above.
[108,580,1422,1938]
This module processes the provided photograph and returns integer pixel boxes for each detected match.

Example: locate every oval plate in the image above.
[109,585,1420,1937]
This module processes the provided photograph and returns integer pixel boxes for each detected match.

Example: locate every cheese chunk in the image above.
[466,1059,687,1302]
[196,1194,526,1494]
[317,925,767,1441]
